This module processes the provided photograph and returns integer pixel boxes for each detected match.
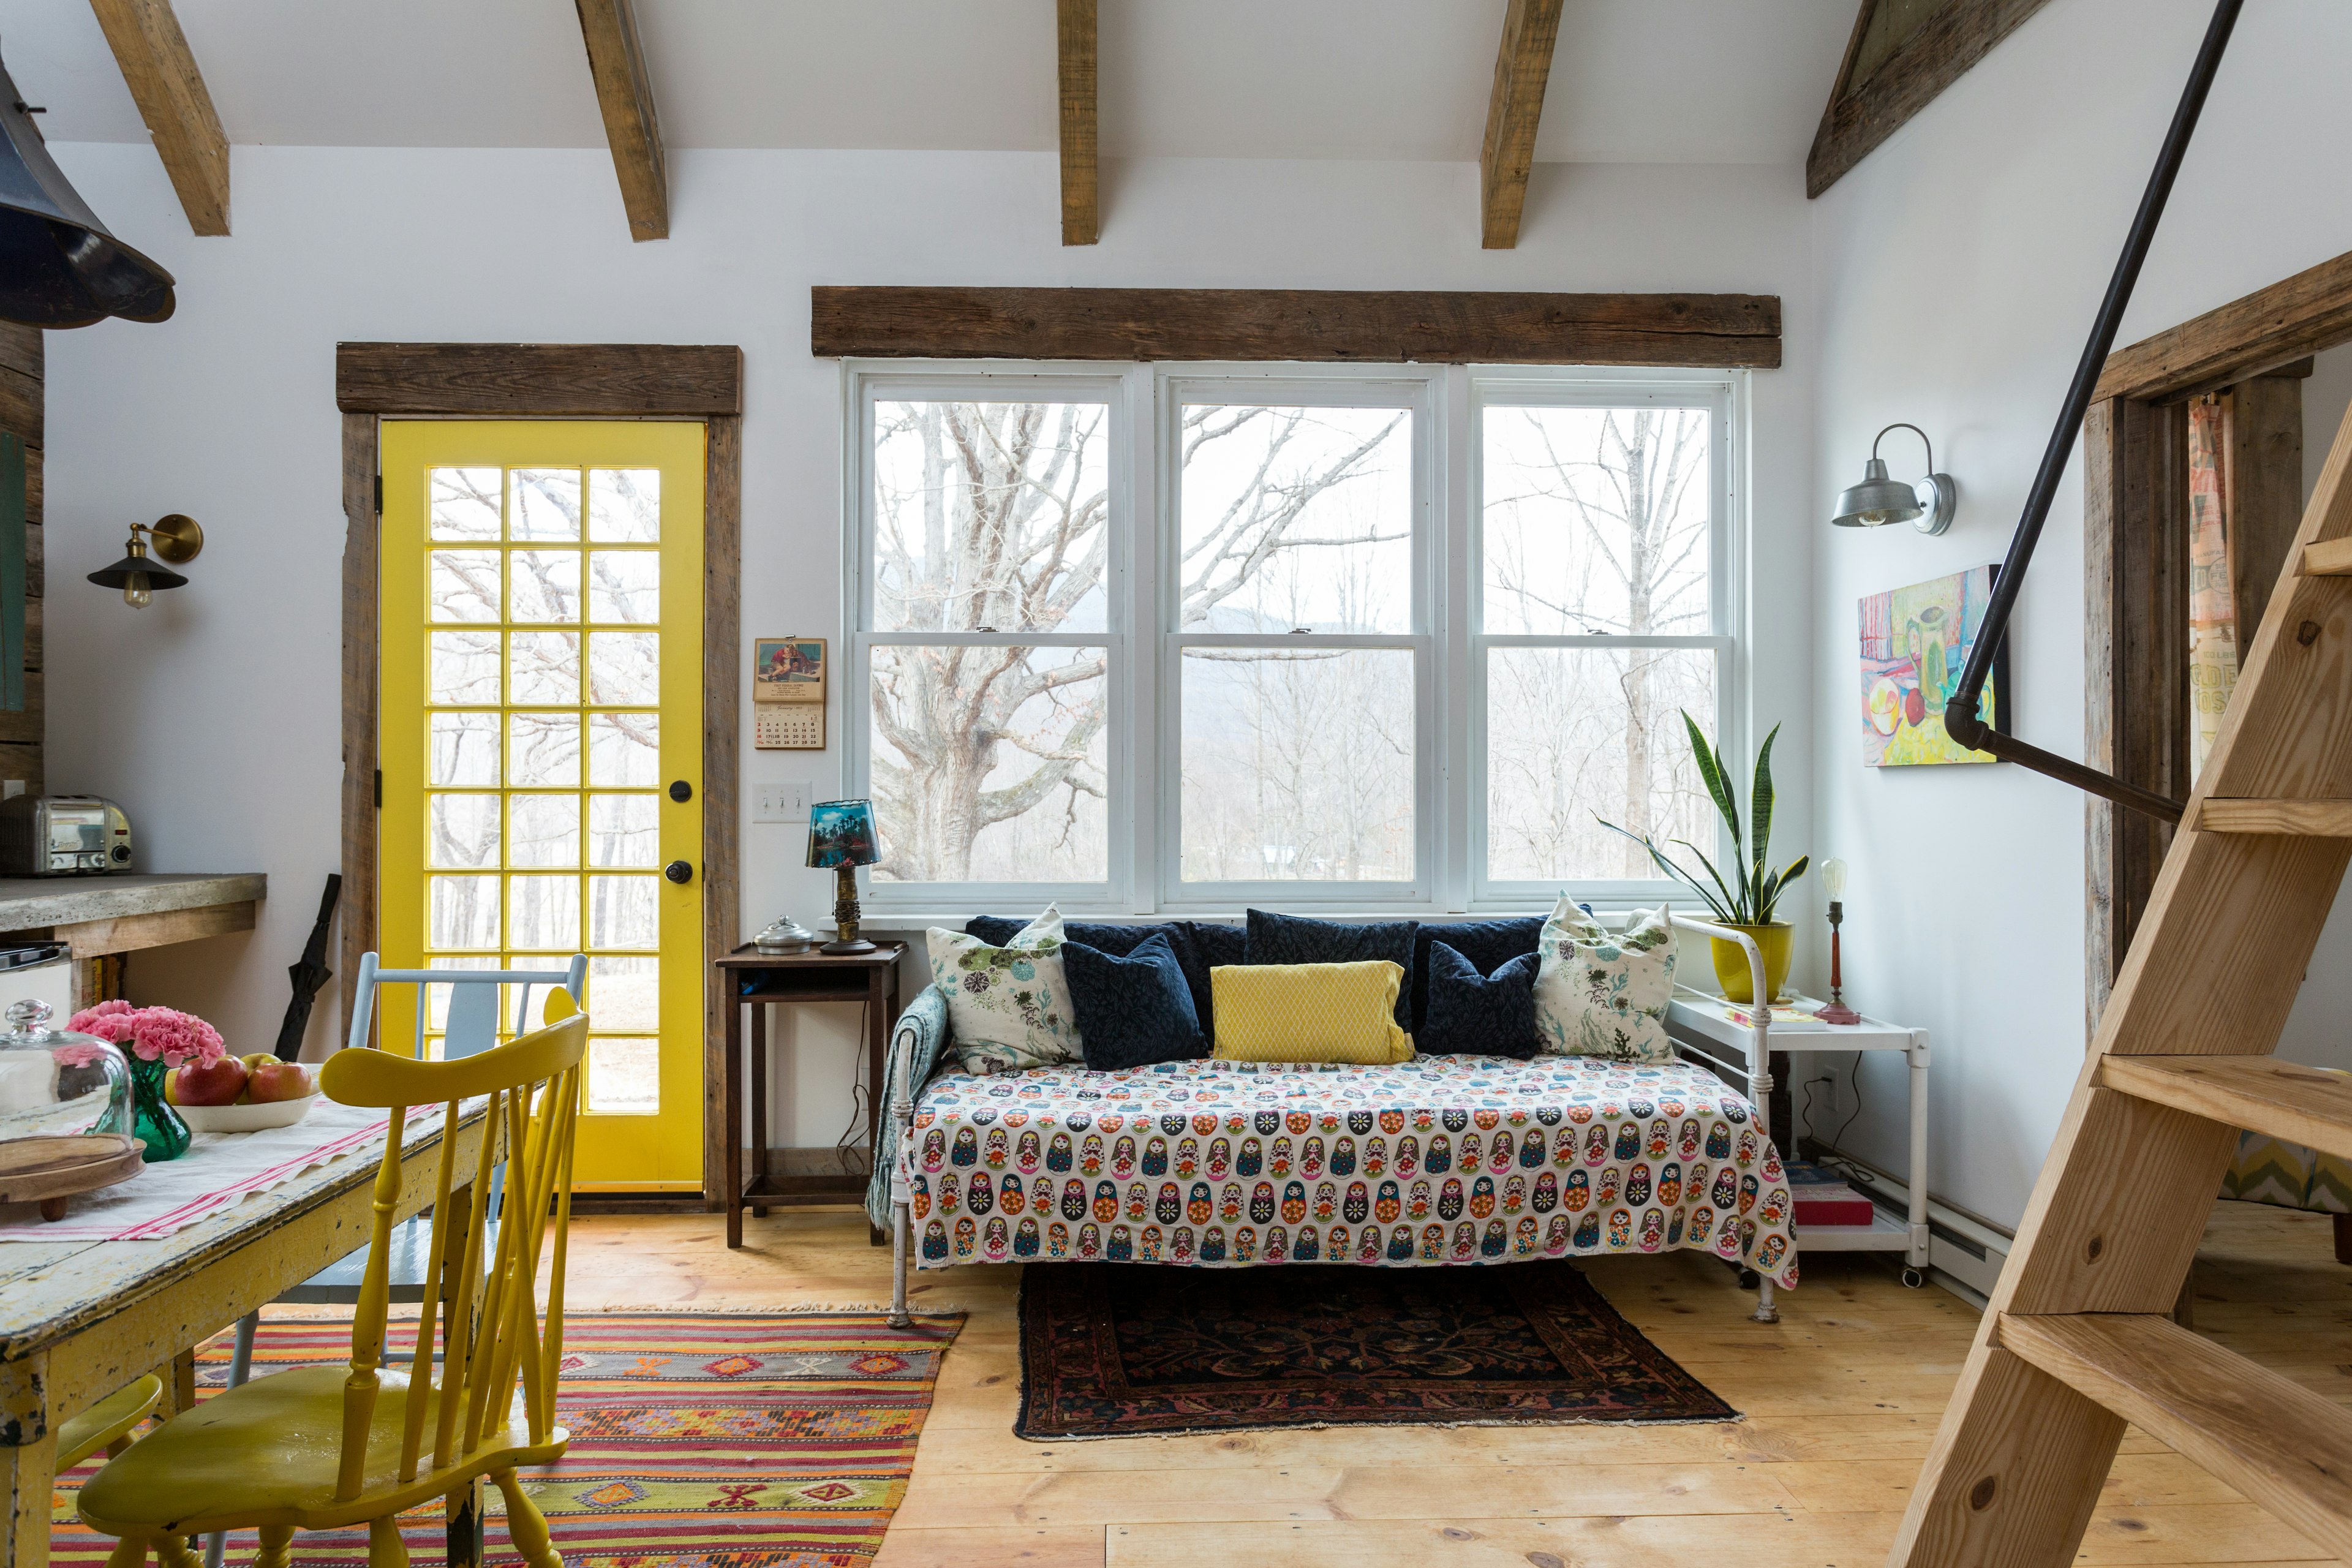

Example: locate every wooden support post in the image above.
[86,0,230,236]
[571,0,668,242]
[1478,0,1564,250]
[1056,0,1098,246]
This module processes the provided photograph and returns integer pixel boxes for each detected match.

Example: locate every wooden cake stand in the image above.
[0,1133,146,1221]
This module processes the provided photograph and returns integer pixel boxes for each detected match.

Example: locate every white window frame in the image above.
[842,364,1144,916]
[1154,365,1442,913]
[840,361,1747,920]
[1467,368,1743,910]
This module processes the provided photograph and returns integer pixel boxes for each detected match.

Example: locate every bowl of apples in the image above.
[165,1052,318,1132]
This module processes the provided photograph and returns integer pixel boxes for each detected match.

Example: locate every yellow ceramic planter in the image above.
[1709,922,1794,1003]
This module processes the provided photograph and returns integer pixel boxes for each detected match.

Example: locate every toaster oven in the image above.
[0,795,133,876]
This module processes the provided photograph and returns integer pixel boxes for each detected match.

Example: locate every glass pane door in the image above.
[380,421,706,1191]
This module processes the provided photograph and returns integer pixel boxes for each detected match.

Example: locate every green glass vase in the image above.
[127,1054,192,1162]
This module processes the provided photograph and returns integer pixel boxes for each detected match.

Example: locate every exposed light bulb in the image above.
[1822,857,1848,899]
[123,572,151,609]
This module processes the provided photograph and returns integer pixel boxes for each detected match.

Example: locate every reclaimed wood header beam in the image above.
[810,288,1781,368]
[2097,248,2352,404]
[1057,0,1098,246]
[572,0,668,242]
[334,343,742,415]
[87,0,229,236]
[1479,0,1564,250]
[1807,0,2052,200]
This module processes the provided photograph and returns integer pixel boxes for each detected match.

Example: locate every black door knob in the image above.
[668,780,693,802]
[664,859,694,884]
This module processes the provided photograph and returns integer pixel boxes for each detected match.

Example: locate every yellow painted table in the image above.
[0,1103,488,1568]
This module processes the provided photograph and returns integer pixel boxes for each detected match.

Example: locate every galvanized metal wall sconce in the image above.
[88,514,204,609]
[1831,423,1956,535]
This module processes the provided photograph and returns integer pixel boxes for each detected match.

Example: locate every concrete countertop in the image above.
[0,872,268,931]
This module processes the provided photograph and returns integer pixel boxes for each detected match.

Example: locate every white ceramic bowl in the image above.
[175,1092,321,1133]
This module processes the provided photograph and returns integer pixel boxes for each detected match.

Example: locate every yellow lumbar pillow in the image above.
[1209,960,1414,1065]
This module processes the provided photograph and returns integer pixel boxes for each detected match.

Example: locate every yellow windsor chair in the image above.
[75,1000,589,1568]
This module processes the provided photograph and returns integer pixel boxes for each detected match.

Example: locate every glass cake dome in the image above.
[0,997,133,1141]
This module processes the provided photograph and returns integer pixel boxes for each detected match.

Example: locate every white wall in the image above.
[39,145,1818,1147]
[1809,0,2352,1227]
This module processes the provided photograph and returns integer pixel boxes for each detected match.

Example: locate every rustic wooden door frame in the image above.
[335,342,743,1206]
[2086,251,2352,1031]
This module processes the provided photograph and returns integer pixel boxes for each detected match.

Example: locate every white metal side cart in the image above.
[1663,915,1930,1322]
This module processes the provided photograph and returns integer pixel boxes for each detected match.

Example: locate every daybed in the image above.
[866,916,1801,1325]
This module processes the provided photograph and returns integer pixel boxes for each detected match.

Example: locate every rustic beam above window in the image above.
[88,0,230,236]
[809,288,1782,368]
[1807,0,2054,200]
[334,342,742,415]
[1057,0,1098,247]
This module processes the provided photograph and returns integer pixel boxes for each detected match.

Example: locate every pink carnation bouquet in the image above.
[68,999,227,1068]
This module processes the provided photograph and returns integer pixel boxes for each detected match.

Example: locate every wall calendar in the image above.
[752,636,826,750]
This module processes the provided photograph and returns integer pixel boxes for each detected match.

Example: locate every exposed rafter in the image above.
[86,0,228,236]
[573,0,668,242]
[1057,0,1098,246]
[1479,0,1564,250]
[1808,0,2054,198]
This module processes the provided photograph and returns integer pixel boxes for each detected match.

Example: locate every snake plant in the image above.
[1600,712,1808,926]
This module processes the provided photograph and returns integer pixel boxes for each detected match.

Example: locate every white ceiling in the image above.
[0,1,1852,165]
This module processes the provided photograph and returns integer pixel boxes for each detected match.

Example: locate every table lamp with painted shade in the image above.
[805,799,880,955]
[1815,858,1860,1025]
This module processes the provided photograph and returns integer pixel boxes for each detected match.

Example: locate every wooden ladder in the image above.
[1890,399,2352,1565]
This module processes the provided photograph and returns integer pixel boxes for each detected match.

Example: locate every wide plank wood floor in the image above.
[511,1199,2352,1567]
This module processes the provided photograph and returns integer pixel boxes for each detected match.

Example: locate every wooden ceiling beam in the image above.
[86,0,228,236]
[1479,0,1565,250]
[1057,0,1098,246]
[572,0,668,242]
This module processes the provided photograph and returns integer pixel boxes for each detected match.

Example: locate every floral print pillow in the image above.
[1532,897,1677,1063]
[927,905,1082,1074]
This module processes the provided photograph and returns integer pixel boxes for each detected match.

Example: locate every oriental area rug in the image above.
[50,1310,963,1568]
[1017,1260,1732,1439]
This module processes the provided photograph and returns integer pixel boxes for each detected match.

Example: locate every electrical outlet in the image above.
[754,780,813,823]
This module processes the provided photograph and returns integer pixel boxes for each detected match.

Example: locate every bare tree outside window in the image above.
[1482,405,1720,881]
[1176,403,1415,883]
[865,398,1409,886]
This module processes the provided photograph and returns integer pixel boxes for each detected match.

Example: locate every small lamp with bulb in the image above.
[86,514,203,609]
[1815,857,1861,1026]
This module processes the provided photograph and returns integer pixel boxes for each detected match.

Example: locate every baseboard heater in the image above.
[1802,1138,2012,1306]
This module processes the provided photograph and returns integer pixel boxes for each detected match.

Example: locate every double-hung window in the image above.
[845,363,1738,916]
[1472,375,1733,906]
[851,375,1129,907]
[1165,373,1434,907]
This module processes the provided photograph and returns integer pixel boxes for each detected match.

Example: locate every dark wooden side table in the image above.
[716,942,905,1248]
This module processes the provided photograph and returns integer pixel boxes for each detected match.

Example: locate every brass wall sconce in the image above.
[88,514,204,609]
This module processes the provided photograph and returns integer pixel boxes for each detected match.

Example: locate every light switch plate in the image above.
[754,780,812,823]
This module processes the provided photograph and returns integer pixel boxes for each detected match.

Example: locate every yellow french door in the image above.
[379,421,705,1191]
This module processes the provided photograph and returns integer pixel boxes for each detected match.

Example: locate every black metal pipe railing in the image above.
[1940,0,2243,827]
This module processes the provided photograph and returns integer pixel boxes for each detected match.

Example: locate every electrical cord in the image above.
[834,999,872,1177]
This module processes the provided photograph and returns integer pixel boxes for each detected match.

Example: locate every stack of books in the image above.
[1785,1161,1877,1227]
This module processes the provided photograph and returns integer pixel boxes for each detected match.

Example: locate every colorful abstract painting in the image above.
[1859,565,2007,766]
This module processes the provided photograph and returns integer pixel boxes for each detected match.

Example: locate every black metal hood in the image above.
[0,50,173,328]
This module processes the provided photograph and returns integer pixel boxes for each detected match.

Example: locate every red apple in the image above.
[172,1055,247,1107]
[246,1058,314,1103]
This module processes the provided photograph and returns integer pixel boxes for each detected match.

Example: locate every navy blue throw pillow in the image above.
[967,918,1221,1042]
[1243,909,1419,1030]
[1410,918,1543,1033]
[1419,940,1542,1059]
[1062,933,1208,1071]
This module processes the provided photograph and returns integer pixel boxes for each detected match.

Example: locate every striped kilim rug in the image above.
[50,1310,963,1568]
